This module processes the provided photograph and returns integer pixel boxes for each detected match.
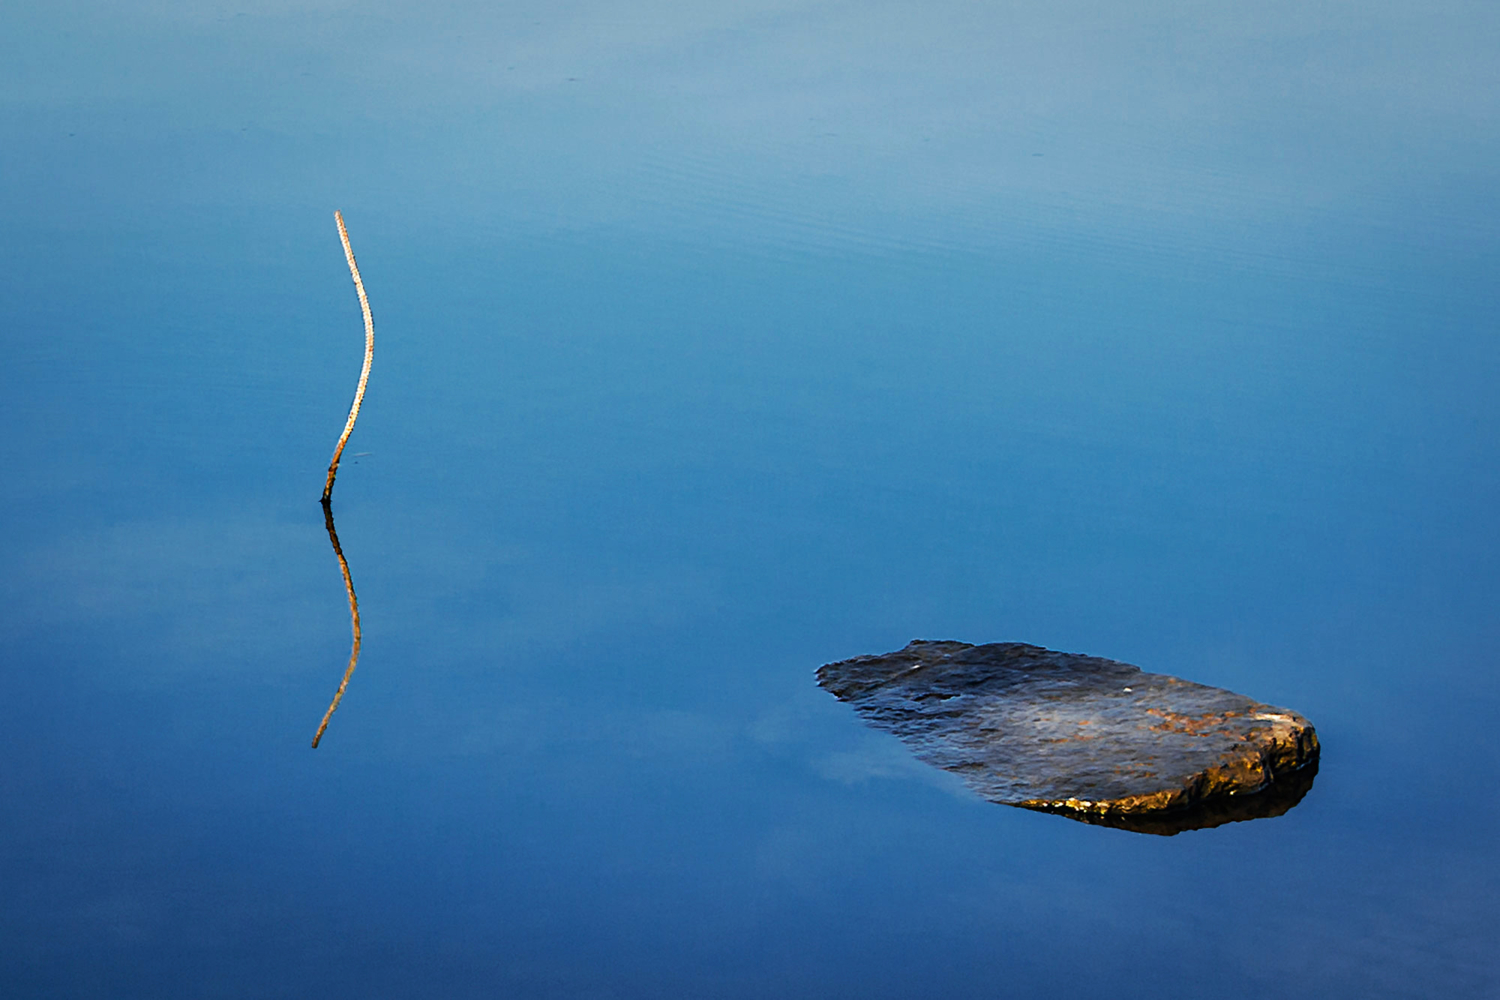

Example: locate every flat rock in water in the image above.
[817,640,1320,835]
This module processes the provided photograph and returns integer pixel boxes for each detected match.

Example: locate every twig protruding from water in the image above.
[322,210,374,503]
[312,210,373,748]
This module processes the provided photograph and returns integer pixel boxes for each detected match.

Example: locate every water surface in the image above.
[3,2,1498,997]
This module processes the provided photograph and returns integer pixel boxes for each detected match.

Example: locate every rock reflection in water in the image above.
[817,640,1320,836]
[1033,757,1319,835]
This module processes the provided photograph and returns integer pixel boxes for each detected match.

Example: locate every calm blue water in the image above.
[3,3,1499,997]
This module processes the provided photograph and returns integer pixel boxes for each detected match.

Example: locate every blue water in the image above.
[3,3,1499,997]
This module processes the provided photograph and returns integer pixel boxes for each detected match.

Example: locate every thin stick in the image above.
[312,210,373,747]
[322,210,374,502]
[312,497,361,748]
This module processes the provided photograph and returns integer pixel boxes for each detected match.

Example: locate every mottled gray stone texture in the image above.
[818,640,1319,835]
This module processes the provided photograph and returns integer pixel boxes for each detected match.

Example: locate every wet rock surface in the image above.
[817,640,1320,835]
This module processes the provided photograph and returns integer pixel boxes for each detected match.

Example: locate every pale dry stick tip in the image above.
[322,210,375,502]
[311,498,361,748]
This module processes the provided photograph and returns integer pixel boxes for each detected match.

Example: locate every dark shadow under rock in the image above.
[817,640,1320,836]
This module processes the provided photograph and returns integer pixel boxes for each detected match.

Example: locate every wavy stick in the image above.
[312,210,373,747]
[322,210,374,503]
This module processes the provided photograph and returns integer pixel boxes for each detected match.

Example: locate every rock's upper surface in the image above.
[817,640,1319,835]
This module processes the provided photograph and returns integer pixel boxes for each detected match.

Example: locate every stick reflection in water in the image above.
[312,210,374,748]
[312,497,361,748]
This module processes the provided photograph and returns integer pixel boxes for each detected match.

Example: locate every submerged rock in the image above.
[817,640,1319,835]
